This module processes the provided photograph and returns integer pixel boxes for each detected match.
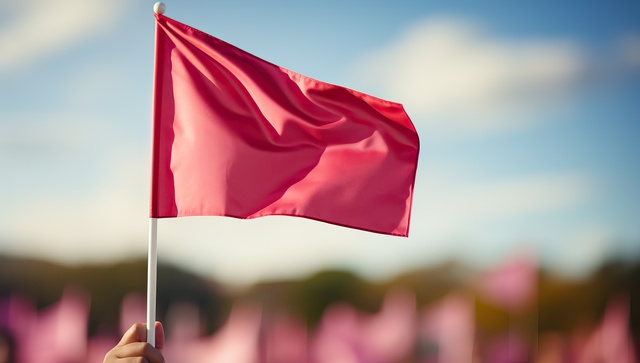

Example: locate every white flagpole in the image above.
[148,2,166,347]
[147,217,158,346]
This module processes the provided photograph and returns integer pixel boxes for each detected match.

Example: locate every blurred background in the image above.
[1,1,639,362]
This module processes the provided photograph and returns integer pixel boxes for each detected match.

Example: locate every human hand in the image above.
[103,322,165,363]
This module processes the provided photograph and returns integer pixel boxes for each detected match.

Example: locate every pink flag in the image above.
[311,289,416,363]
[577,296,637,363]
[262,312,308,363]
[420,293,476,363]
[477,254,537,311]
[151,14,420,236]
[21,287,90,363]
[163,303,262,363]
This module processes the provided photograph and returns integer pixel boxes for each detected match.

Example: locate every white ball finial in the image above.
[153,2,166,15]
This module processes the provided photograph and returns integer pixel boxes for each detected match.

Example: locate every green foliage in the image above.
[0,255,229,335]
[289,270,384,327]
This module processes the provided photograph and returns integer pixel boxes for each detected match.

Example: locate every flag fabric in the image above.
[151,14,420,236]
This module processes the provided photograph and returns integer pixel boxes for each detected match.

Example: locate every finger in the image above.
[111,358,149,363]
[117,323,148,346]
[154,321,165,350]
[115,342,164,363]
[103,348,149,363]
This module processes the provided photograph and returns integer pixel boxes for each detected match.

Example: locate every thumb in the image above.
[117,323,150,346]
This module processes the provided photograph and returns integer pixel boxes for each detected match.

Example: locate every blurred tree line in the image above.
[0,254,638,339]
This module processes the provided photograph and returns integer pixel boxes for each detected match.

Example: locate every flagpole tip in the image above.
[153,2,166,15]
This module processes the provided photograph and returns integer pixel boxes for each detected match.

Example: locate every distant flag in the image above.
[476,254,537,363]
[21,287,90,363]
[359,289,417,363]
[119,293,147,336]
[150,13,420,237]
[261,312,308,363]
[578,296,637,363]
[476,254,537,311]
[420,293,476,363]
[86,335,119,363]
[311,289,416,363]
[163,304,262,363]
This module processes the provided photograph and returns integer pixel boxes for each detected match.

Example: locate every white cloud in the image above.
[0,113,105,154]
[356,16,587,136]
[0,146,150,262]
[380,171,596,271]
[0,0,128,73]
[418,172,593,239]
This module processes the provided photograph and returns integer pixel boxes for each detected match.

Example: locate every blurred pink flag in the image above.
[0,294,36,363]
[20,287,90,363]
[577,296,637,363]
[420,293,476,363]
[262,312,308,363]
[359,289,417,363]
[163,303,262,363]
[477,254,537,311]
[119,293,147,336]
[312,289,416,363]
[311,302,360,363]
[86,335,119,363]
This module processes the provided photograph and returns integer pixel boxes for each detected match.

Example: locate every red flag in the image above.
[151,14,420,236]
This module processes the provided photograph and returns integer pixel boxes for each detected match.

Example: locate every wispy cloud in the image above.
[0,147,150,262]
[416,172,594,241]
[355,16,588,136]
[0,0,128,73]
[0,114,106,155]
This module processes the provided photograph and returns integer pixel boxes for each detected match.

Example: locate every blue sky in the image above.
[1,0,639,286]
